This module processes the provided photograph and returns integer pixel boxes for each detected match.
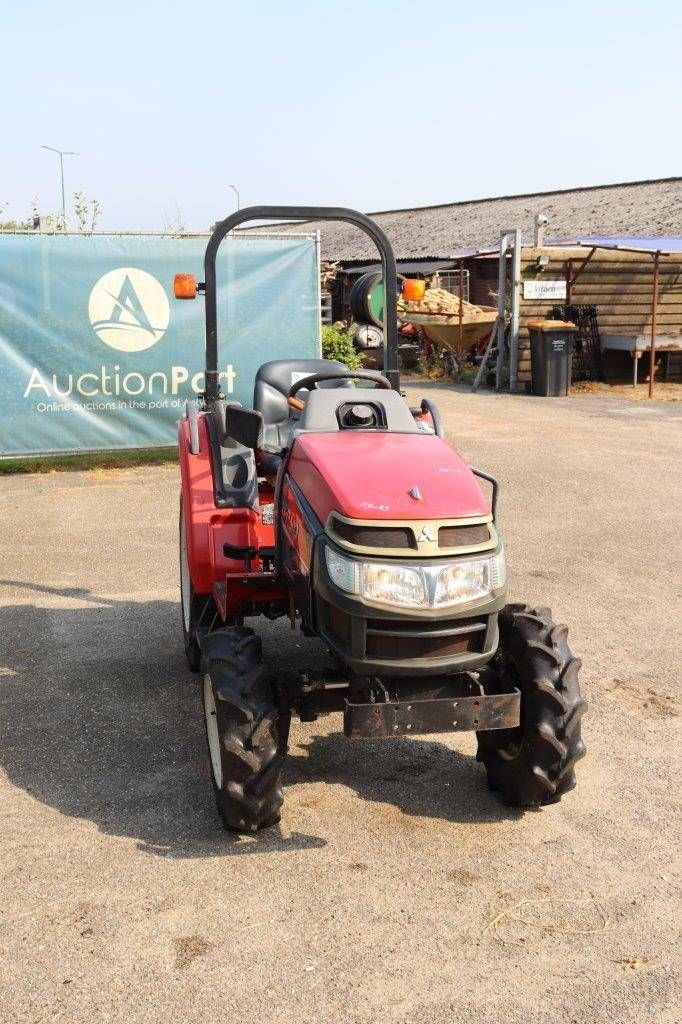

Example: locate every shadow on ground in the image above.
[0,581,518,859]
[284,734,521,827]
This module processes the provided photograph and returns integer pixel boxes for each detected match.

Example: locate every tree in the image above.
[0,200,36,232]
[73,191,102,233]
[162,203,187,235]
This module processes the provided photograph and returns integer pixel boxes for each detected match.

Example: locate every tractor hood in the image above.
[288,432,490,524]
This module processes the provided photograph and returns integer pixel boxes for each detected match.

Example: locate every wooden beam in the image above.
[568,246,597,289]
[566,259,572,305]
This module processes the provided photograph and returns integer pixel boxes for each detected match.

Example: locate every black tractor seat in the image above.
[253,358,352,462]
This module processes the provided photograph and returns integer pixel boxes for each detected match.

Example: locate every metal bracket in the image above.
[495,229,522,393]
[344,688,520,739]
[185,400,200,455]
[471,467,499,522]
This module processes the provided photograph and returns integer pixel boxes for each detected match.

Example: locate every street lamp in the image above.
[229,184,240,211]
[41,145,78,228]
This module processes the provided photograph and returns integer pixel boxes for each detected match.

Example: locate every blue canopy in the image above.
[468,237,682,258]
[549,236,682,255]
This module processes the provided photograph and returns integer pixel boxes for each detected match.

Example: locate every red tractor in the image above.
[176,207,586,833]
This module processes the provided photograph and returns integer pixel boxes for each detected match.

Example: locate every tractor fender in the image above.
[178,411,279,611]
[178,411,215,595]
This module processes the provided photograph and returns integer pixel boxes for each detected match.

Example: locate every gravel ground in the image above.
[0,385,680,1024]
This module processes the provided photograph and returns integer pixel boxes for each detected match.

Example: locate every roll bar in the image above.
[203,206,400,402]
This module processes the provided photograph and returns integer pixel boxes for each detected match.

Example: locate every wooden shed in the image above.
[469,241,682,386]
[242,178,682,388]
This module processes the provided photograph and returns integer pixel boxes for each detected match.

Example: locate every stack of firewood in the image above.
[398,287,481,316]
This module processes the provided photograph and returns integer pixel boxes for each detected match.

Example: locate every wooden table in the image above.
[600,333,682,386]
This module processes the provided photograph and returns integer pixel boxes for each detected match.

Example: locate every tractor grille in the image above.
[365,631,479,660]
[365,615,485,661]
[438,523,490,547]
[332,520,415,550]
[366,615,483,634]
[328,515,493,555]
[321,598,487,664]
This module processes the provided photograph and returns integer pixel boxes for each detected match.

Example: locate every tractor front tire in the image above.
[202,627,290,833]
[477,603,587,807]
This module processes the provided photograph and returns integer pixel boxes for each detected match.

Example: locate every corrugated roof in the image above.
[247,179,682,261]
[339,257,462,275]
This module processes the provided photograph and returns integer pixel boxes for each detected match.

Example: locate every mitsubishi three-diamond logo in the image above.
[416,526,437,544]
[88,267,170,352]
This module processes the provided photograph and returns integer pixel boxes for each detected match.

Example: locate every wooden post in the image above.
[648,251,660,399]
[566,259,572,305]
[458,261,464,352]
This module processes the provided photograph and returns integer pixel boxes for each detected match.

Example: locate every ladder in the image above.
[472,317,503,392]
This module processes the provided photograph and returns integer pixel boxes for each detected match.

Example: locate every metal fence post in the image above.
[648,250,660,399]
[495,232,509,390]
[509,228,522,393]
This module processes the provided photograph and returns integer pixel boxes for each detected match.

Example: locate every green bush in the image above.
[321,324,364,371]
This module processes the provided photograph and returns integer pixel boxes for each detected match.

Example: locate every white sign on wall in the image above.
[523,279,567,300]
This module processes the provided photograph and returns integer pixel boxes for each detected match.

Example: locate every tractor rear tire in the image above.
[180,503,216,672]
[202,626,290,833]
[476,603,587,807]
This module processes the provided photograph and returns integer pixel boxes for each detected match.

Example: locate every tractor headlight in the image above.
[324,545,506,609]
[434,561,490,605]
[325,546,359,593]
[362,563,428,608]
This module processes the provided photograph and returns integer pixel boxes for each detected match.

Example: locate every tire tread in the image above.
[477,603,586,808]
[203,627,289,832]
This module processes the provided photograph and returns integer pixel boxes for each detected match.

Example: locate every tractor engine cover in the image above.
[287,433,490,524]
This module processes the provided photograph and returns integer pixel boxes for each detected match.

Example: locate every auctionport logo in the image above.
[21,263,237,413]
[88,267,170,352]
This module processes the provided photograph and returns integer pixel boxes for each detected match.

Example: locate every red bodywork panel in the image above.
[180,414,490,618]
[178,414,286,613]
[288,432,489,523]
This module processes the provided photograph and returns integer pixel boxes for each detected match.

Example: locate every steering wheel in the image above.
[287,370,392,409]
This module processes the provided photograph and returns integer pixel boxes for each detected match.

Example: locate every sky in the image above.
[2,0,680,232]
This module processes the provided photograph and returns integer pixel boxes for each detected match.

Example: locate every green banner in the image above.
[0,233,320,456]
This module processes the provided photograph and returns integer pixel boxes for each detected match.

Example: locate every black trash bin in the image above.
[528,320,576,396]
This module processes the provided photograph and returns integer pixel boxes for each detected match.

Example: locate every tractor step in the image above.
[343,688,520,739]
